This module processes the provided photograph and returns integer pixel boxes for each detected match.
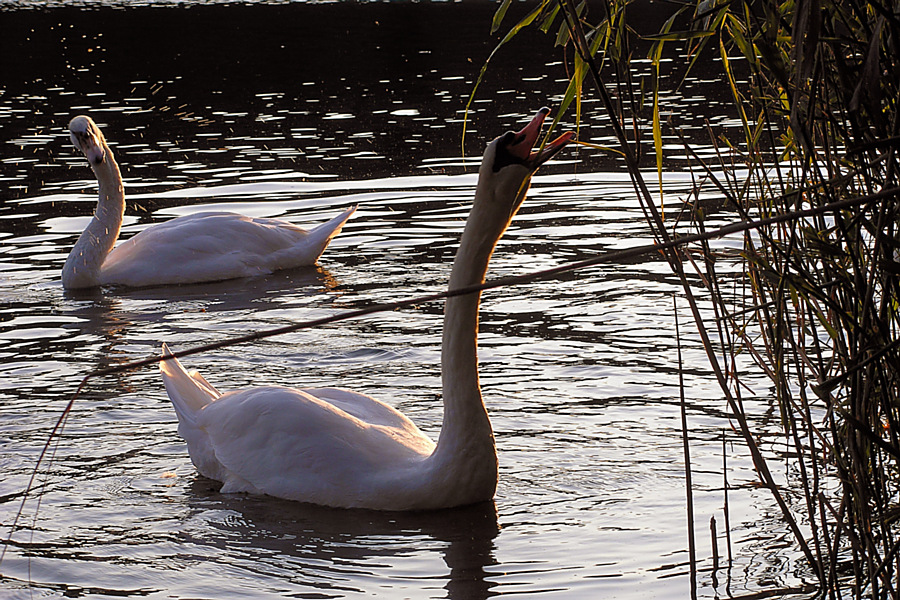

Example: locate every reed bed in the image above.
[492,0,900,596]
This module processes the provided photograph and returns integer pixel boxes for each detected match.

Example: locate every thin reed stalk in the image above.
[675,297,699,598]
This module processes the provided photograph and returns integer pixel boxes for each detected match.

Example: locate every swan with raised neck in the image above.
[62,115,354,289]
[159,108,573,510]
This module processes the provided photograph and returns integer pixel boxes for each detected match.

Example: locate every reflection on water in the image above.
[178,486,500,599]
[0,1,810,599]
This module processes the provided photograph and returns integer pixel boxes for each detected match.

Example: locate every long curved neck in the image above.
[431,172,530,499]
[62,143,124,289]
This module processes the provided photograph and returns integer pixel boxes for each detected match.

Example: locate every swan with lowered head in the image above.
[62,115,355,289]
[160,108,573,510]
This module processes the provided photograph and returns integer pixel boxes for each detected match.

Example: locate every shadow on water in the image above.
[65,266,339,304]
[182,478,501,599]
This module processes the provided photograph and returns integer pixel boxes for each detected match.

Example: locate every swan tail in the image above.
[159,343,221,425]
[303,205,356,260]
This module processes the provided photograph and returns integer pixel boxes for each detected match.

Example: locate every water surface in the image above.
[1,2,812,598]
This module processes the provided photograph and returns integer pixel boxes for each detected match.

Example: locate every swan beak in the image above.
[508,107,574,169]
[531,131,575,169]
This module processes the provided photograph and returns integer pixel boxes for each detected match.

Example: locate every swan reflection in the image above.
[181,477,500,600]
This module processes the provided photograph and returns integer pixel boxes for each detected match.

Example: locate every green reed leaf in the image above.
[491,0,512,34]
[539,4,560,34]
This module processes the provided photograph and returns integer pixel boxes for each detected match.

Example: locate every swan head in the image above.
[477,107,574,217]
[69,115,107,166]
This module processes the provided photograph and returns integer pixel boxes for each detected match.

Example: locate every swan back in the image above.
[98,207,356,287]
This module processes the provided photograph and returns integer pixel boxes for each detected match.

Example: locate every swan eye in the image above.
[492,132,523,172]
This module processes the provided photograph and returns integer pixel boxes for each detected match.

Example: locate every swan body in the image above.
[62,115,355,289]
[160,108,573,510]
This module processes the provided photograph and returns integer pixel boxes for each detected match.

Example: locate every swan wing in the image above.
[195,386,435,506]
[301,387,427,430]
[159,344,230,482]
[101,207,354,287]
[159,342,436,507]
[159,343,220,420]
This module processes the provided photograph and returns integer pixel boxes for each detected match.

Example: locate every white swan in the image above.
[62,115,355,289]
[160,108,573,510]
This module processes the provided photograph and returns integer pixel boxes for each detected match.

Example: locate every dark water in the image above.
[0,2,811,599]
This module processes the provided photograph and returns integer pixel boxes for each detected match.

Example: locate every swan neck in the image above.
[432,175,523,498]
[62,143,124,289]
